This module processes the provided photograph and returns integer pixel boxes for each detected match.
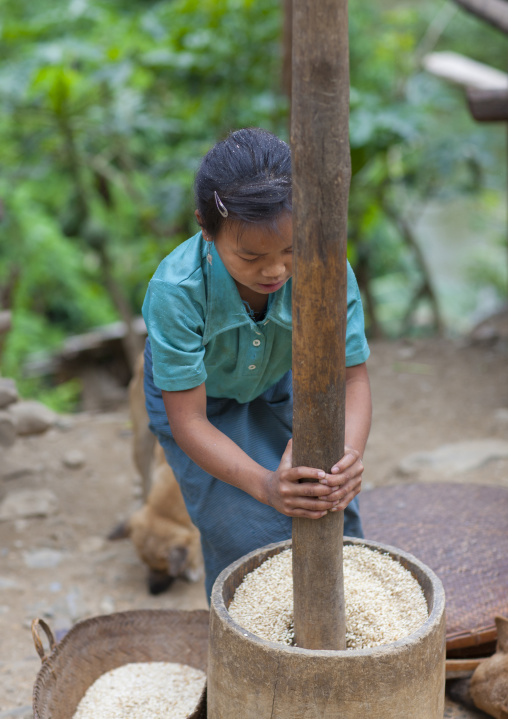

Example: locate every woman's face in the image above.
[208,213,293,304]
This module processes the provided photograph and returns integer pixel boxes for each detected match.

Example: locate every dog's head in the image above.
[109,507,203,595]
[147,545,195,595]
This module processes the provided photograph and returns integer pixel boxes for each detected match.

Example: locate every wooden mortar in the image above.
[207,538,446,719]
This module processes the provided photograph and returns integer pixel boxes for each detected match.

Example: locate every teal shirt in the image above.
[142,232,370,404]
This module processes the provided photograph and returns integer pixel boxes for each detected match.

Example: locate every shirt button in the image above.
[248,364,256,370]
[253,339,261,347]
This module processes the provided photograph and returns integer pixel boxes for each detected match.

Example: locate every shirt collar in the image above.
[201,234,292,344]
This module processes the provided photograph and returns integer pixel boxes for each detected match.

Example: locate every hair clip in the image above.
[214,191,229,218]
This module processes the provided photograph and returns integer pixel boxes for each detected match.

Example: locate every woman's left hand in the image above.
[318,446,364,512]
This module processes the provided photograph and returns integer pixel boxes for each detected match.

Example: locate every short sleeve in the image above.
[345,263,370,367]
[142,277,207,391]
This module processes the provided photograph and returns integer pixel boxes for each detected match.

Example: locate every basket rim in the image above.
[35,607,209,660]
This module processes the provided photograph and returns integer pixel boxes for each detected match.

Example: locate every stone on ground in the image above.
[0,411,17,447]
[398,439,508,478]
[0,488,58,521]
[8,400,57,435]
[0,377,18,409]
[62,449,86,469]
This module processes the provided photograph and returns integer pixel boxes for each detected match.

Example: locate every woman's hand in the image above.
[324,445,364,511]
[263,440,364,518]
[262,439,362,519]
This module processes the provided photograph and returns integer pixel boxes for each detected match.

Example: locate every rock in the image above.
[470,323,500,345]
[79,536,105,553]
[0,378,18,409]
[62,449,85,469]
[65,588,88,622]
[55,415,74,431]
[132,484,143,499]
[0,455,34,481]
[0,411,16,448]
[398,439,508,478]
[396,344,416,360]
[0,705,33,718]
[8,400,57,436]
[0,577,21,590]
[0,489,58,521]
[23,548,64,569]
[494,408,508,423]
[99,595,116,614]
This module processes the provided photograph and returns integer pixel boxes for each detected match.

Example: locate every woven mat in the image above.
[361,483,508,650]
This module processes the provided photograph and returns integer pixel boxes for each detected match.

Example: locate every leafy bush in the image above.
[0,0,506,402]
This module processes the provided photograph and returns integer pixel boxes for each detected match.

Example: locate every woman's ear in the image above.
[194,209,203,227]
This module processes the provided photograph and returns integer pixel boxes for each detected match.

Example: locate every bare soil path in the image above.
[0,332,506,718]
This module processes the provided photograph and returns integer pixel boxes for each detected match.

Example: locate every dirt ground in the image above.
[0,327,507,718]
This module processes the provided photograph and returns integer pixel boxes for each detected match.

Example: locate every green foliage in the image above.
[18,377,83,414]
[346,0,506,335]
[0,0,287,403]
[0,0,506,405]
[464,193,507,297]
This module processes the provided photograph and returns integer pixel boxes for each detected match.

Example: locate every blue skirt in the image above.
[143,339,363,599]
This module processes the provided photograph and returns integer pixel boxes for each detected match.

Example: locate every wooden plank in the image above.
[291,0,350,650]
[467,87,508,122]
[451,0,508,35]
[446,657,484,675]
[0,311,11,335]
[423,52,508,91]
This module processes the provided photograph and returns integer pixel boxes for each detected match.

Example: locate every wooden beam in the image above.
[0,311,11,335]
[451,0,508,35]
[291,0,350,650]
[422,52,508,91]
[0,311,11,363]
[467,87,508,122]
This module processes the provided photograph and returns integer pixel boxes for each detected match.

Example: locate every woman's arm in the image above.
[344,362,372,459]
[323,362,372,510]
[162,384,342,519]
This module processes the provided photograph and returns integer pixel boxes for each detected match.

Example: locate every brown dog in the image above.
[470,616,508,719]
[110,353,203,595]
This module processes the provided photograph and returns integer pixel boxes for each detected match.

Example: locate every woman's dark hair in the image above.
[194,128,292,237]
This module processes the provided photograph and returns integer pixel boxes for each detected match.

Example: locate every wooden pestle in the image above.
[291,0,351,650]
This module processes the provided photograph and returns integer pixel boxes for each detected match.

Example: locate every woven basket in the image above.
[32,609,209,719]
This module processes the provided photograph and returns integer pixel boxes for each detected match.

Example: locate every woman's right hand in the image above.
[263,439,339,519]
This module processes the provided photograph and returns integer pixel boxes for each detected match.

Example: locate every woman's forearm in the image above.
[344,363,372,457]
[173,415,270,503]
[162,388,269,503]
